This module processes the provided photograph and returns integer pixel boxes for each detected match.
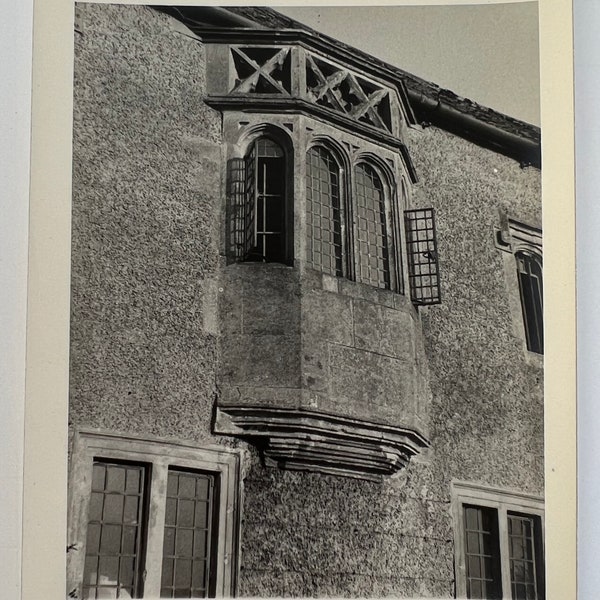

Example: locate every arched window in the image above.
[306,146,343,276]
[515,250,543,354]
[244,137,288,263]
[229,134,292,264]
[354,163,390,289]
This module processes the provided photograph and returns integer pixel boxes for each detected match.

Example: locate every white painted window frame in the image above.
[67,429,242,599]
[451,481,545,600]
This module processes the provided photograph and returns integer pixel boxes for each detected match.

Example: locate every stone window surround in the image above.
[450,480,545,600]
[223,112,411,295]
[67,429,242,599]
[495,216,543,363]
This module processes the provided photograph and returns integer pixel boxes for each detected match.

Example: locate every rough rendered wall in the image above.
[70,4,223,441]
[407,126,544,498]
[70,5,542,598]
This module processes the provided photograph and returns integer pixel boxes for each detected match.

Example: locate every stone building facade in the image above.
[67,5,544,599]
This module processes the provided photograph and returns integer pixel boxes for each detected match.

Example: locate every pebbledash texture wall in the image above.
[69,4,543,599]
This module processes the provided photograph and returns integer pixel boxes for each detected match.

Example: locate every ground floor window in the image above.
[452,482,545,600]
[67,431,241,599]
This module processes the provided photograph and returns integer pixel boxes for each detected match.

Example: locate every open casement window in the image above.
[68,432,241,599]
[404,207,441,305]
[452,482,545,600]
[229,137,290,264]
[515,250,543,354]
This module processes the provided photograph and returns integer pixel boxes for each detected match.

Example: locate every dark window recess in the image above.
[228,137,288,264]
[306,146,343,276]
[515,251,543,354]
[464,505,503,600]
[404,207,441,305]
[355,163,390,289]
[160,469,220,599]
[83,461,148,600]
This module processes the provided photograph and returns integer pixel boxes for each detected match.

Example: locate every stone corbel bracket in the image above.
[214,406,430,481]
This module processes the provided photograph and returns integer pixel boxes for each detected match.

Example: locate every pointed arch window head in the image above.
[515,250,543,354]
[354,163,390,289]
[306,146,343,277]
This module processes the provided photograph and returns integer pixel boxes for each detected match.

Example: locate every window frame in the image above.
[495,218,543,359]
[67,430,242,599]
[451,481,545,600]
[226,118,413,296]
[352,160,393,290]
[302,141,405,293]
[305,141,348,278]
[240,132,294,266]
[515,249,543,355]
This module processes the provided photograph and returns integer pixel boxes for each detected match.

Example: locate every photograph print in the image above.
[66,3,544,599]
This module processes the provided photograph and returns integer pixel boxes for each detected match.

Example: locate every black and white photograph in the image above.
[4,1,578,599]
[63,4,545,598]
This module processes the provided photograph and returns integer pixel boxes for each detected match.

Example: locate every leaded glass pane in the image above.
[306,146,343,276]
[509,514,540,600]
[355,163,390,289]
[160,469,218,598]
[82,461,146,600]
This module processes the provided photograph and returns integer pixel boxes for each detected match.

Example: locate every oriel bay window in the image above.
[228,124,440,302]
[68,432,241,599]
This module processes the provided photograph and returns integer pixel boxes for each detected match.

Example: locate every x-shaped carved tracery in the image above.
[231,46,291,95]
[306,55,391,132]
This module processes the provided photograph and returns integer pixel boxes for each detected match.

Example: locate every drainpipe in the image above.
[157,5,266,30]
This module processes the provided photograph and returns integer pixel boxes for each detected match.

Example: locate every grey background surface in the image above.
[0,1,594,598]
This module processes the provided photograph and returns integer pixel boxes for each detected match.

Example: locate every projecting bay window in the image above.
[452,482,545,600]
[229,124,441,302]
[68,432,241,599]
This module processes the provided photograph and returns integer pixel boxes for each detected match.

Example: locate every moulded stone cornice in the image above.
[213,406,431,481]
[204,95,419,183]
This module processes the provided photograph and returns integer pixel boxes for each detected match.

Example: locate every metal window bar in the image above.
[82,461,148,599]
[160,469,219,599]
[463,505,503,600]
[404,207,441,305]
[354,163,390,289]
[227,157,247,261]
[306,146,343,276]
[515,251,543,354]
[507,513,541,600]
[243,144,257,259]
